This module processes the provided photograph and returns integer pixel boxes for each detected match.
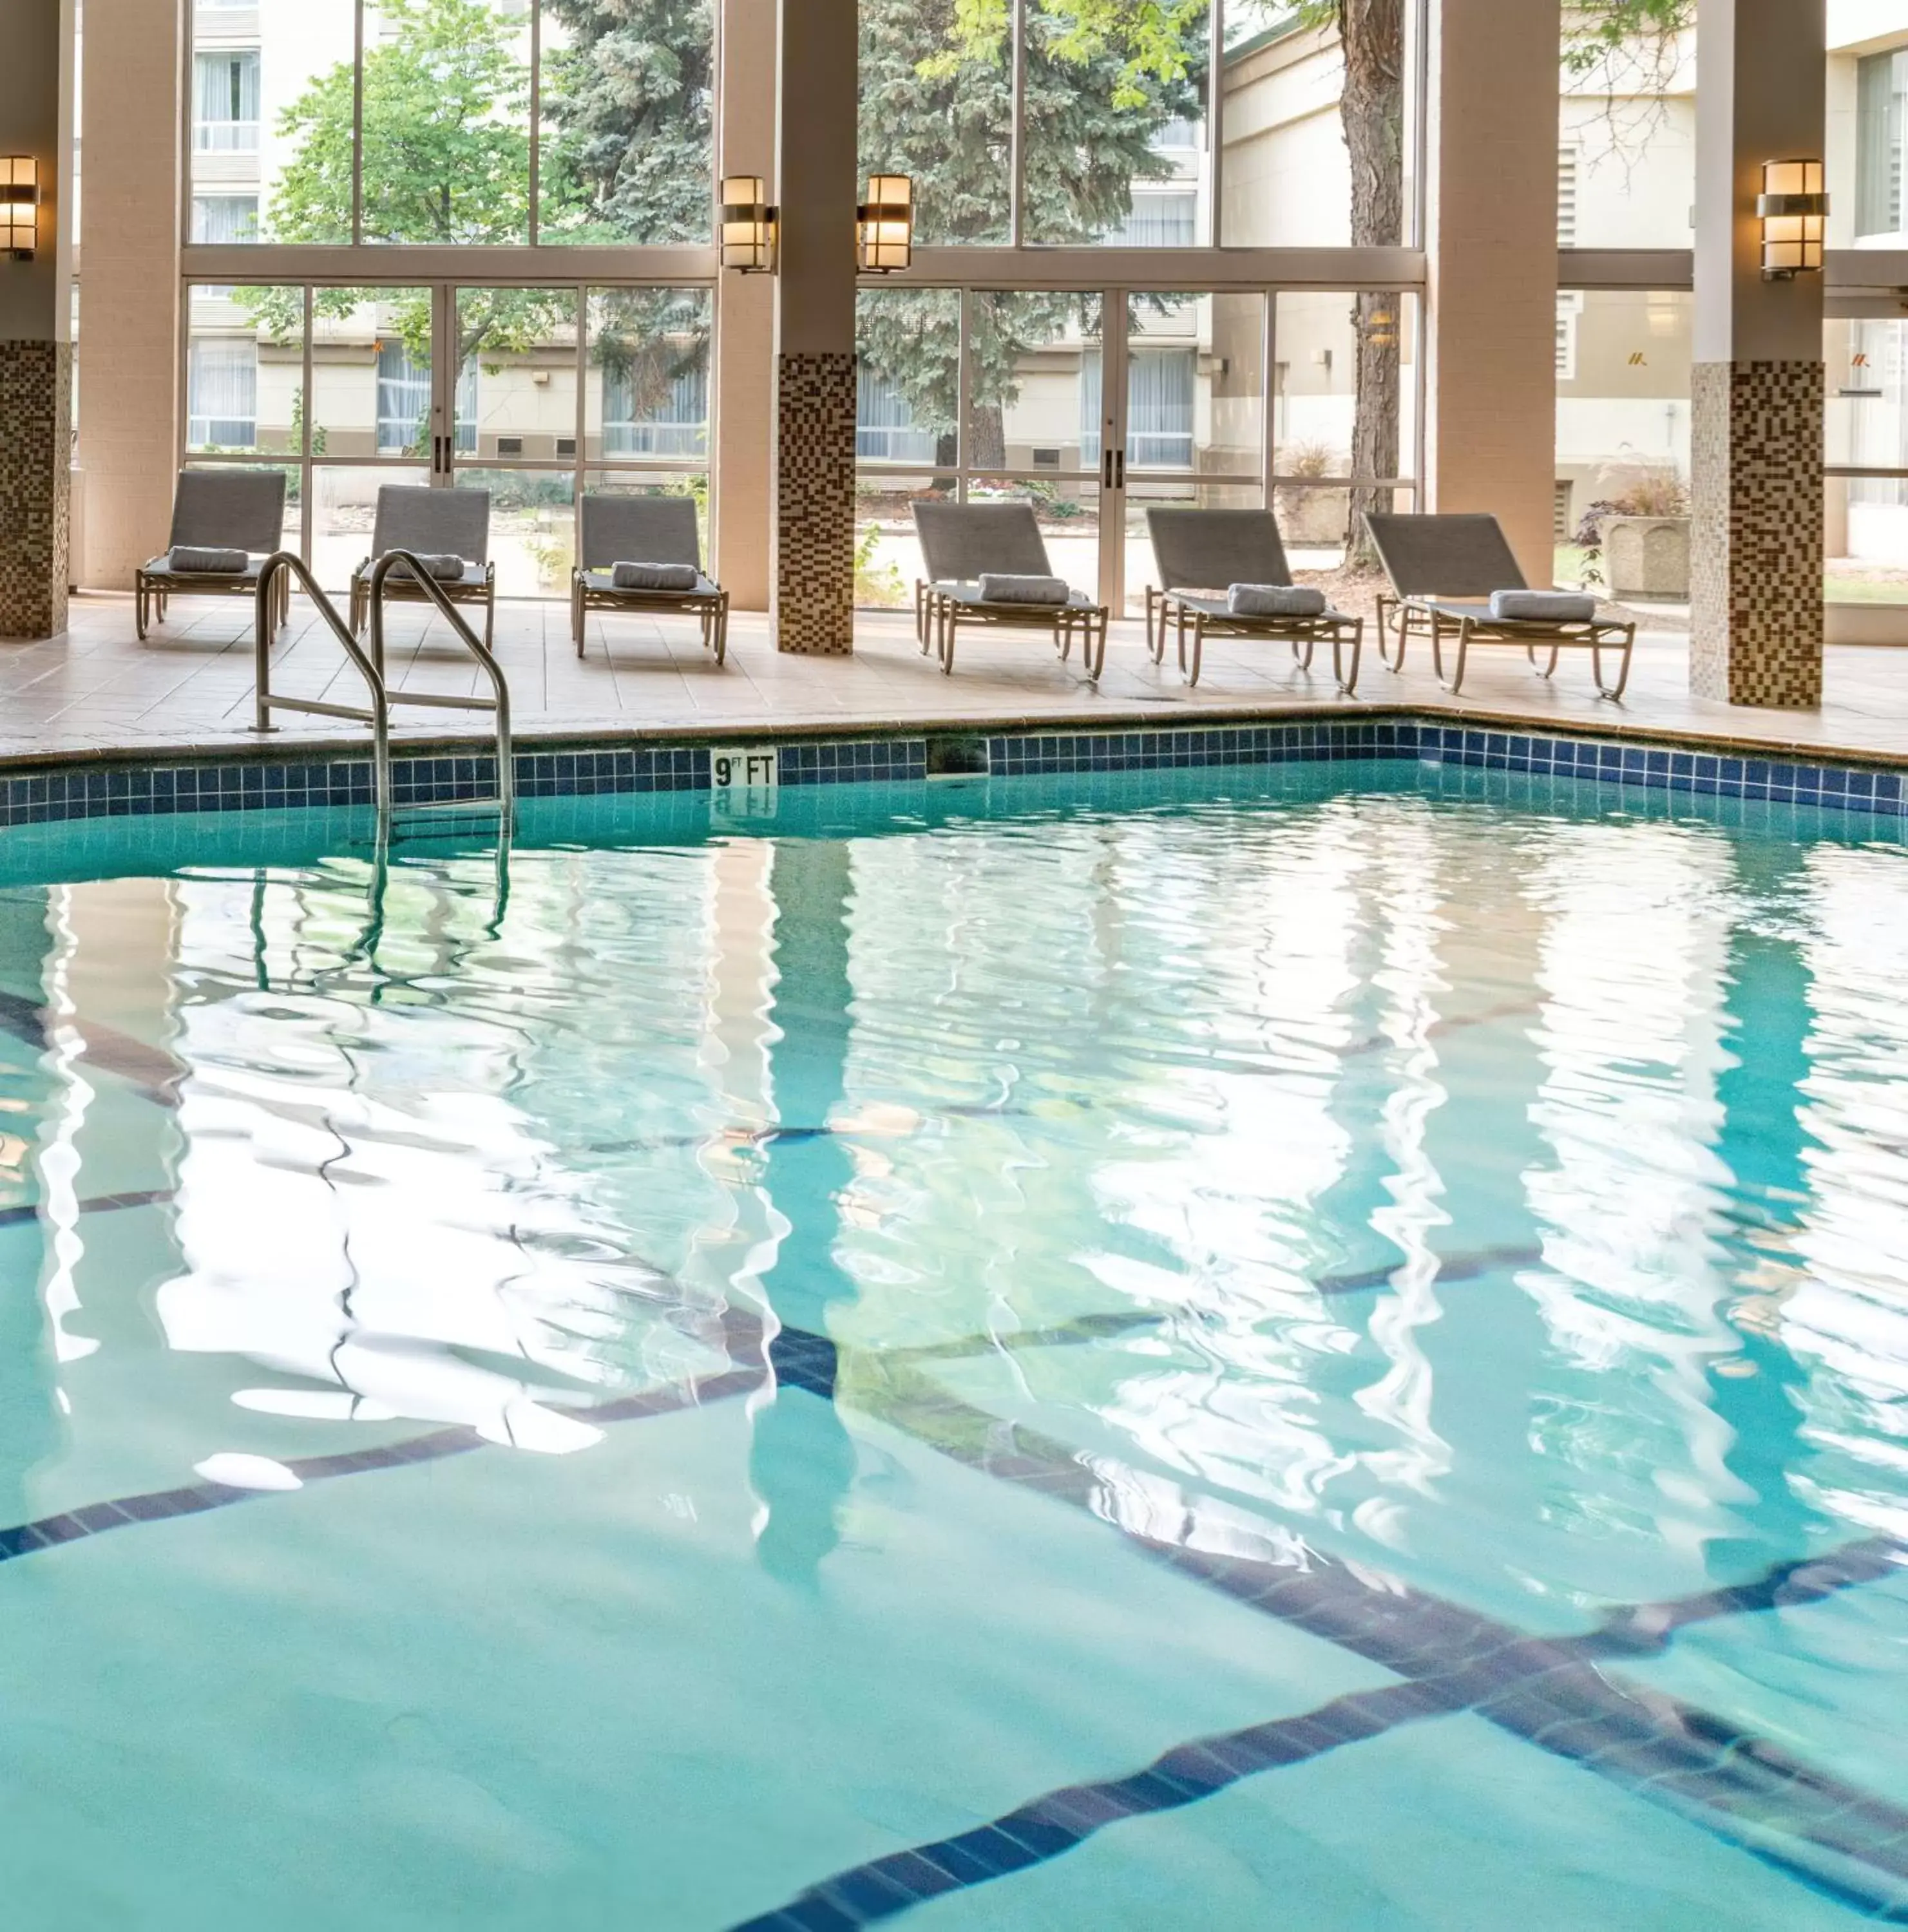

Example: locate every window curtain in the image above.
[194,53,260,151]
[1127,350,1196,469]
[1857,52,1907,240]
[604,362,710,457]
[855,368,936,462]
[187,337,258,448]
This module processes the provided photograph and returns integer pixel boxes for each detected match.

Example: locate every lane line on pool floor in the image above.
[0,1283,1900,1922]
[780,1348,1908,1927]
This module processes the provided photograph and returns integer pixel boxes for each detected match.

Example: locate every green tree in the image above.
[857,0,1204,470]
[538,0,716,245]
[240,0,563,452]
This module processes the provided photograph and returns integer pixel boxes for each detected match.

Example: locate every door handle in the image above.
[1114,450,1126,489]
[1102,448,1114,489]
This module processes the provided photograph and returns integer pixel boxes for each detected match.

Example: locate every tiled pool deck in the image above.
[1,594,1905,764]
[3,597,1908,827]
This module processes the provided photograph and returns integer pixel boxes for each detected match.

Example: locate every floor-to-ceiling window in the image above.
[852,0,1429,611]
[180,0,716,598]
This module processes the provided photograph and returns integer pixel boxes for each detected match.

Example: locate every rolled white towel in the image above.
[978,573,1069,605]
[166,546,249,574]
[1227,583,1328,618]
[1488,589,1597,623]
[612,561,700,591]
[386,552,469,583]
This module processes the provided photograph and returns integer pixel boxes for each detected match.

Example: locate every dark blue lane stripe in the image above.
[730,1513,1906,1929]
[817,1361,1908,1920]
[0,1355,767,1566]
[0,1188,178,1231]
[731,1680,1465,1931]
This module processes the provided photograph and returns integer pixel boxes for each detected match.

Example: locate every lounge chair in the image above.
[1363,512,1636,699]
[348,486,497,649]
[912,501,1109,681]
[571,494,729,665]
[135,469,290,642]
[1143,507,1362,692]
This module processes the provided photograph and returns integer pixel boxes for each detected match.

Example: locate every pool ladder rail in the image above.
[252,551,514,831]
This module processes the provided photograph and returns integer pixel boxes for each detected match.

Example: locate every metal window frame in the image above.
[179,274,717,591]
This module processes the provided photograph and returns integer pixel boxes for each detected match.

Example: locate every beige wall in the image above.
[78,0,182,589]
[0,0,75,345]
[1424,0,1561,582]
[714,0,775,610]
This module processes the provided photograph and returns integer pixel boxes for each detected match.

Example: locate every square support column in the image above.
[771,0,857,654]
[1422,0,1561,585]
[1691,0,1826,709]
[0,0,77,640]
[714,0,775,611]
[77,0,183,592]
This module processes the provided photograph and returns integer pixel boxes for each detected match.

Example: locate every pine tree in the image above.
[539,0,716,245]
[857,0,1203,466]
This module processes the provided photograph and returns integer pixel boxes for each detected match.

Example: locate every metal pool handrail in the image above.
[367,550,515,824]
[251,549,513,828]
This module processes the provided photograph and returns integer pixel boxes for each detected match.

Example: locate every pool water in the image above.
[0,761,1904,1929]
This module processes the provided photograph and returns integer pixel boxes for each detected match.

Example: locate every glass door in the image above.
[448,287,580,600]
[306,285,442,591]
[1107,290,1269,616]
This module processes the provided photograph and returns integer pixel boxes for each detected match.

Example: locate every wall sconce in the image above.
[857,175,913,274]
[720,176,778,275]
[1757,160,1828,280]
[1,157,39,261]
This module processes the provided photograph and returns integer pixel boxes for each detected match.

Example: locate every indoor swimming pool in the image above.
[0,757,1903,1928]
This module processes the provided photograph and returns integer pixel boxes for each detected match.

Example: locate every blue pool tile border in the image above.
[0,719,1902,828]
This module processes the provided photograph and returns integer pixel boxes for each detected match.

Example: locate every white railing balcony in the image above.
[194,122,260,154]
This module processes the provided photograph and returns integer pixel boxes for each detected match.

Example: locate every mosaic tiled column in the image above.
[1690,363,1824,709]
[0,0,75,639]
[771,353,857,655]
[771,0,857,654]
[1690,0,1826,711]
[0,343,72,639]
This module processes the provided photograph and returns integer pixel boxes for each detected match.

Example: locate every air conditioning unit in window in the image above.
[556,437,577,458]
[497,436,524,457]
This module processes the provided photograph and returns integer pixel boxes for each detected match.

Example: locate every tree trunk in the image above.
[1339,0,1406,564]
[970,402,1007,475]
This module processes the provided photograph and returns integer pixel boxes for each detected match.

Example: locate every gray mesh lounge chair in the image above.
[1363,512,1636,699]
[348,486,497,648]
[1143,507,1362,692]
[571,494,729,665]
[912,501,1109,680]
[136,469,290,642]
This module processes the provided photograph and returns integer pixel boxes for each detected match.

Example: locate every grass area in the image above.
[1825,576,1908,604]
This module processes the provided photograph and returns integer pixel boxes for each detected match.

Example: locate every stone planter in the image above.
[1602,515,1690,600]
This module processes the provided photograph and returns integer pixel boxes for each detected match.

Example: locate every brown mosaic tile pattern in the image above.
[772,351,856,656]
[0,342,72,641]
[1690,360,1824,710]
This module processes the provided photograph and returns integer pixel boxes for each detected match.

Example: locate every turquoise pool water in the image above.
[0,761,1904,1928]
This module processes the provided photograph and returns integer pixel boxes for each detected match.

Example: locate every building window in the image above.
[194,50,260,154]
[1557,146,1579,248]
[856,367,938,462]
[375,340,476,455]
[191,194,260,245]
[1858,50,1908,240]
[602,360,709,457]
[187,337,258,448]
[1079,346,1197,470]
[1556,292,1584,381]
[1127,348,1196,469]
[1102,191,1199,249]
